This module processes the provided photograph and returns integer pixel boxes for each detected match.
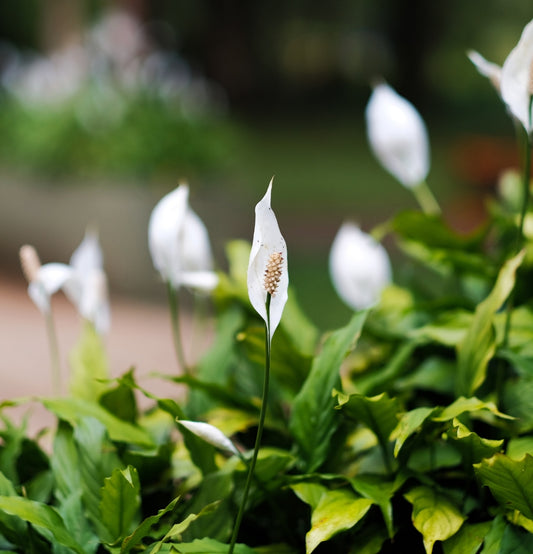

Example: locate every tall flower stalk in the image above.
[148,183,218,374]
[229,179,288,554]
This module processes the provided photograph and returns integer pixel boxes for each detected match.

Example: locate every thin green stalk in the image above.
[44,310,61,395]
[229,296,272,554]
[166,282,189,375]
[517,124,532,249]
[412,181,441,216]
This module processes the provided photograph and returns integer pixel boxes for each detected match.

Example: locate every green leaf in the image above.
[499,523,533,553]
[507,436,533,460]
[446,419,503,464]
[0,496,86,554]
[121,496,180,554]
[480,514,506,554]
[442,521,491,554]
[99,465,141,544]
[392,406,436,457]
[336,391,402,454]
[404,486,465,554]
[409,310,472,347]
[349,474,405,538]
[474,453,533,519]
[0,471,29,548]
[170,537,256,553]
[395,357,455,395]
[502,377,533,433]
[456,250,524,396]
[432,396,513,423]
[151,502,221,553]
[289,311,368,472]
[43,397,154,447]
[100,369,138,423]
[291,484,373,553]
[69,322,110,402]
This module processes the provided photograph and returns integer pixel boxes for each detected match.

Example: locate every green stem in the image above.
[166,282,189,375]
[517,124,532,250]
[412,181,441,216]
[45,310,61,395]
[229,296,271,554]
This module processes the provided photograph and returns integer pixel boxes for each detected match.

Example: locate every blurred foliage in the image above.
[0,90,237,179]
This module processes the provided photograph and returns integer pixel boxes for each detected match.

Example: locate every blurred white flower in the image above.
[64,230,110,334]
[20,231,111,334]
[148,184,218,292]
[467,50,501,92]
[500,19,533,134]
[365,83,430,188]
[178,420,239,456]
[247,179,288,339]
[329,223,392,311]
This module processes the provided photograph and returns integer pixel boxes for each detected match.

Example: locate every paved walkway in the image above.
[0,274,197,437]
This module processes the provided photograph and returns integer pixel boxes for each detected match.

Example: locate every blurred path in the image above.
[0,274,197,437]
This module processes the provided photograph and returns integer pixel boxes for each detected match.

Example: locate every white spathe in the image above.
[329,222,392,311]
[64,230,110,334]
[366,83,430,189]
[178,420,239,456]
[25,231,111,334]
[148,184,218,292]
[500,19,533,134]
[247,179,288,340]
[28,263,74,314]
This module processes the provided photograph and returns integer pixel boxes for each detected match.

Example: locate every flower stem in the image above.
[166,282,189,375]
[517,125,531,249]
[229,295,272,554]
[412,181,441,216]
[45,310,61,395]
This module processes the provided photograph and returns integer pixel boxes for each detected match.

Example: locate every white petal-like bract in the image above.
[178,420,239,455]
[329,223,392,311]
[148,184,218,291]
[501,19,533,134]
[247,179,288,340]
[28,263,74,313]
[366,83,430,188]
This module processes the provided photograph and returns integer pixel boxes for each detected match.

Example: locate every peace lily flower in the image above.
[500,19,533,135]
[148,183,218,292]
[20,231,110,333]
[329,222,392,311]
[178,420,239,456]
[247,178,288,339]
[365,82,430,189]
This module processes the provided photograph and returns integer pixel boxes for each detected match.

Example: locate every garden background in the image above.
[0,0,530,398]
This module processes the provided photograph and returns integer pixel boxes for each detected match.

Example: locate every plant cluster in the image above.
[4,18,533,554]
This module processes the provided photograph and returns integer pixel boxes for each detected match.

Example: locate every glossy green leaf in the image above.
[169,537,256,553]
[404,486,465,554]
[121,496,180,553]
[395,357,455,395]
[432,396,513,422]
[69,322,110,402]
[442,521,491,554]
[289,311,368,471]
[474,453,533,519]
[349,474,405,538]
[480,514,506,554]
[42,397,154,447]
[0,496,86,554]
[0,471,29,548]
[151,501,221,553]
[498,522,533,553]
[446,419,503,464]
[506,436,533,460]
[502,377,533,433]
[409,310,472,347]
[392,406,436,457]
[99,465,140,544]
[456,250,524,396]
[336,391,402,449]
[292,483,373,554]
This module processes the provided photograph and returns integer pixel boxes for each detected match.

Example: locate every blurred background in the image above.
[0,0,531,339]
